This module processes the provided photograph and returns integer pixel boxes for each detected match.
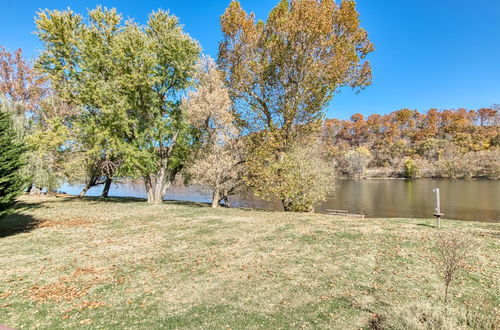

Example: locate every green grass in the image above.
[0,196,498,329]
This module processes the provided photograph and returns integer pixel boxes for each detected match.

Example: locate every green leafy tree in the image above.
[25,115,72,192]
[0,111,26,217]
[35,7,201,203]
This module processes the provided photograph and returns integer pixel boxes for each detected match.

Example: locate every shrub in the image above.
[403,157,419,178]
[432,230,475,307]
[437,152,478,179]
[246,132,336,212]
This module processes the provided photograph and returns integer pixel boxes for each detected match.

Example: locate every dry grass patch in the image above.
[0,196,498,329]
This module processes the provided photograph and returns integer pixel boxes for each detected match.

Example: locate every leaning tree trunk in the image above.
[79,176,100,198]
[101,177,112,198]
[144,167,171,204]
[79,183,92,198]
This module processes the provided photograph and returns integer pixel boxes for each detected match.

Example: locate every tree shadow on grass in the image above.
[33,195,215,208]
[416,223,437,228]
[14,200,47,211]
[31,195,148,205]
[64,196,212,208]
[77,196,147,204]
[163,200,274,211]
[163,200,210,208]
[0,212,41,238]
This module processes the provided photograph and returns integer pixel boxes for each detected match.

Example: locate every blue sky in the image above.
[1,0,499,119]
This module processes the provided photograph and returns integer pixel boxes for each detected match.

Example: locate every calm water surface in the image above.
[61,178,499,222]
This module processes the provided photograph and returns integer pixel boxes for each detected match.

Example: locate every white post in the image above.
[433,188,441,228]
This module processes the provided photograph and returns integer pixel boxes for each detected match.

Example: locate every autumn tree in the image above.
[184,57,245,207]
[323,106,499,179]
[0,47,46,117]
[188,141,246,207]
[219,0,373,211]
[219,0,373,136]
[36,7,201,203]
[0,47,74,193]
[342,146,371,177]
[245,132,336,212]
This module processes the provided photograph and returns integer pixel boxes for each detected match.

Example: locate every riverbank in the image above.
[1,196,498,329]
[359,167,500,180]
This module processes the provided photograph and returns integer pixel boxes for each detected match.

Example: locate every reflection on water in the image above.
[61,178,499,222]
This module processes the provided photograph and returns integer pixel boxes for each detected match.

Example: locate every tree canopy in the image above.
[219,0,374,139]
[35,7,201,203]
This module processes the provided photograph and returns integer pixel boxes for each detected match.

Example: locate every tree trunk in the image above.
[79,176,100,198]
[144,167,170,204]
[444,284,449,309]
[79,183,92,198]
[31,186,41,196]
[222,195,231,208]
[212,189,221,208]
[282,198,293,212]
[101,177,112,198]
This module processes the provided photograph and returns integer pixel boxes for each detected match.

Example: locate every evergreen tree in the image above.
[0,110,26,217]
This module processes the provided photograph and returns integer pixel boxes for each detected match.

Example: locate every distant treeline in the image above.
[323,107,500,179]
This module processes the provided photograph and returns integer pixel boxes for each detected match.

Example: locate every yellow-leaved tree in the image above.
[218,0,374,211]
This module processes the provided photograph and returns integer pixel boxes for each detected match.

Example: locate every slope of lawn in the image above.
[0,196,498,329]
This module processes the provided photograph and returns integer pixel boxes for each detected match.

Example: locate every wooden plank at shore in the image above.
[326,209,349,214]
[325,211,365,219]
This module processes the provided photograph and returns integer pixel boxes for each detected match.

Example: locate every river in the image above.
[60,178,499,222]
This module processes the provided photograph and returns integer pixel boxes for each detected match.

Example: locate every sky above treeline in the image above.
[1,0,499,120]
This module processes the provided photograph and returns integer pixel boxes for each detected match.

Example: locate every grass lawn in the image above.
[0,196,498,329]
